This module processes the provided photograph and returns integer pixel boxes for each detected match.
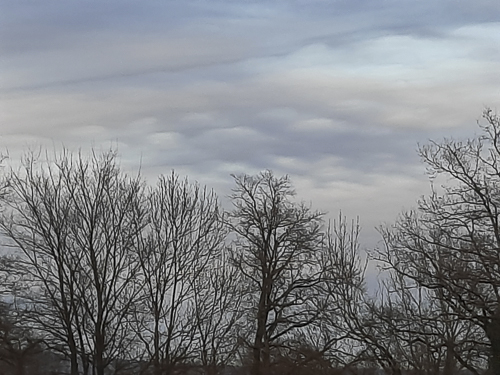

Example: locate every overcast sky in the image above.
[1,0,500,249]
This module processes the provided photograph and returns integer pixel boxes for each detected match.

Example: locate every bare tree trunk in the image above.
[68,334,79,375]
[442,340,455,375]
[95,328,105,375]
[153,315,161,375]
[487,316,500,375]
[389,363,402,375]
[253,288,269,375]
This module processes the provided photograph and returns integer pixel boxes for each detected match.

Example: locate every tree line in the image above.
[1,109,500,375]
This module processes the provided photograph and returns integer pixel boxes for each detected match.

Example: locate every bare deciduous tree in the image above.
[192,251,244,375]
[377,109,500,374]
[0,149,147,375]
[135,172,226,375]
[0,301,45,375]
[318,216,366,369]
[228,171,325,375]
[353,271,487,375]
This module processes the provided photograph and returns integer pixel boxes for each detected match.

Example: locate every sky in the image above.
[1,0,500,250]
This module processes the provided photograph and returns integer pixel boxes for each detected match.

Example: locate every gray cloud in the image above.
[1,0,500,248]
[4,0,498,91]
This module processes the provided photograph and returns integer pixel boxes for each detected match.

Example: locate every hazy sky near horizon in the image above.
[2,0,500,247]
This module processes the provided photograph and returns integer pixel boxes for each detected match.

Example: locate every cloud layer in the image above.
[2,0,500,246]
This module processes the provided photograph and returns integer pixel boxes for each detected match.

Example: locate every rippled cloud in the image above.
[1,0,500,245]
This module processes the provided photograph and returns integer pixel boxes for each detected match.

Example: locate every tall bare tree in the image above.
[0,149,147,375]
[377,109,500,374]
[318,216,366,369]
[192,250,244,375]
[135,172,226,375]
[228,171,325,375]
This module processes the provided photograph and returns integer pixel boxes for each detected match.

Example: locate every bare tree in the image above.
[192,250,244,375]
[318,216,367,369]
[228,171,325,375]
[377,109,500,374]
[0,149,147,375]
[352,271,487,375]
[0,301,46,375]
[317,217,485,375]
[66,150,146,375]
[135,172,226,375]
